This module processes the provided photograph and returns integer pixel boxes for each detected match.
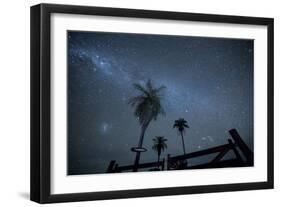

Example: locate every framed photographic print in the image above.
[30,3,274,203]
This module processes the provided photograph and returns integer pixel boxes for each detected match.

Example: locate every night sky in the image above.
[67,31,253,175]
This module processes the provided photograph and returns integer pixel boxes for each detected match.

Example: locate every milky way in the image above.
[67,31,253,175]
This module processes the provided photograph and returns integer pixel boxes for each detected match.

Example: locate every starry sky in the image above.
[67,31,253,175]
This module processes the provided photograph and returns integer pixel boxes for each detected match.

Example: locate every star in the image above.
[67,31,254,174]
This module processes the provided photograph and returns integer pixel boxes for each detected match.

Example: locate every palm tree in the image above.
[152,136,167,168]
[129,79,166,171]
[173,118,189,154]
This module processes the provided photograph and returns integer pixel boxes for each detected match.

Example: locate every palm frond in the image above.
[129,80,166,126]
[146,79,153,92]
[153,85,166,94]
[173,118,189,131]
[183,123,190,128]
[152,136,168,153]
[133,83,150,96]
[128,96,146,106]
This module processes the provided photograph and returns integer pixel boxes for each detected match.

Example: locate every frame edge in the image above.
[267,18,274,189]
[30,3,274,203]
[30,4,42,203]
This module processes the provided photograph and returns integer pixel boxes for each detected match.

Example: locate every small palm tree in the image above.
[129,79,166,171]
[152,136,167,167]
[173,118,189,154]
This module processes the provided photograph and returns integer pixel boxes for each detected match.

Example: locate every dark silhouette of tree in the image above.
[152,136,167,167]
[129,79,166,171]
[173,118,189,155]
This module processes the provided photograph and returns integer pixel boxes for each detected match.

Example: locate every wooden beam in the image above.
[228,139,244,164]
[229,129,253,165]
[187,158,245,169]
[170,143,231,161]
[210,148,229,164]
[116,161,164,171]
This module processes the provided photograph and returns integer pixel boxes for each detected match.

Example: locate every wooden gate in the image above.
[106,128,253,173]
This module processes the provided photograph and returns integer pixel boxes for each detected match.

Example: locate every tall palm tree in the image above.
[152,136,167,167]
[129,79,166,172]
[173,118,189,155]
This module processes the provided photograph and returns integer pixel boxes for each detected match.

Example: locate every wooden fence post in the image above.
[114,164,119,172]
[106,160,116,173]
[167,154,170,170]
[161,158,165,170]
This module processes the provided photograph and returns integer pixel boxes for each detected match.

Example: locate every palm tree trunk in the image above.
[181,132,186,155]
[157,155,160,163]
[157,154,160,168]
[133,124,148,172]
[133,152,141,172]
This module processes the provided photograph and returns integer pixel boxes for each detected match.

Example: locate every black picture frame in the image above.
[30,3,274,203]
